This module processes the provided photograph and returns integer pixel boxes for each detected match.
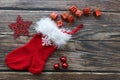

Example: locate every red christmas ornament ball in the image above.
[62,63,68,69]
[60,56,67,63]
[53,63,60,70]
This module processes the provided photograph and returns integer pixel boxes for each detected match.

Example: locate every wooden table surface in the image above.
[0,0,120,80]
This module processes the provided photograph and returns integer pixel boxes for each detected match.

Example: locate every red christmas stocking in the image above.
[28,45,56,74]
[5,33,43,70]
[5,17,83,74]
[28,17,83,74]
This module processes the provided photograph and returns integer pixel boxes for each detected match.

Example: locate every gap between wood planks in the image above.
[0,70,120,73]
[0,7,119,12]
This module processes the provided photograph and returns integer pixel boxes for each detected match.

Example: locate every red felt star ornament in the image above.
[9,15,32,39]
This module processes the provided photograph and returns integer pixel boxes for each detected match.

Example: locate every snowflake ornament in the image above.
[42,36,52,46]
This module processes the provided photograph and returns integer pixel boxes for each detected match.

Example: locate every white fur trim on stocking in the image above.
[34,17,71,47]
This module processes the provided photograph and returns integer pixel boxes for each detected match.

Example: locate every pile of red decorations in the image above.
[50,5,101,28]
[53,56,68,70]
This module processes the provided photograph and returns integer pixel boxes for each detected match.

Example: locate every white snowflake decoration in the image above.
[42,36,52,46]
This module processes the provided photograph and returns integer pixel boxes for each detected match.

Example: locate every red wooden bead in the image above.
[67,15,74,23]
[53,63,60,70]
[61,12,69,20]
[83,7,91,15]
[75,9,83,17]
[50,12,58,20]
[60,56,67,63]
[57,20,64,28]
[93,8,101,17]
[62,63,68,69]
[69,5,77,13]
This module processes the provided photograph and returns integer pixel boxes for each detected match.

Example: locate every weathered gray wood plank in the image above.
[0,46,120,70]
[0,10,120,23]
[0,39,120,53]
[0,72,119,80]
[0,0,120,11]
[0,10,119,41]
[0,25,120,41]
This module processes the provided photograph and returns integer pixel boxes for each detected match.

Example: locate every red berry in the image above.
[83,7,90,15]
[53,63,60,70]
[50,12,58,20]
[60,56,67,63]
[62,63,68,69]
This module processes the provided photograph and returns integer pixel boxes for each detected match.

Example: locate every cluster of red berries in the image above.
[53,56,68,70]
[50,5,101,28]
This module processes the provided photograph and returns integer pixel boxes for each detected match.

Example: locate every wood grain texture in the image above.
[0,0,120,79]
[0,10,119,41]
[0,48,120,70]
[0,9,119,71]
[0,72,120,80]
[0,0,120,11]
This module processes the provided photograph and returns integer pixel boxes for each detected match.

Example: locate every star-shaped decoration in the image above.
[9,15,32,39]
